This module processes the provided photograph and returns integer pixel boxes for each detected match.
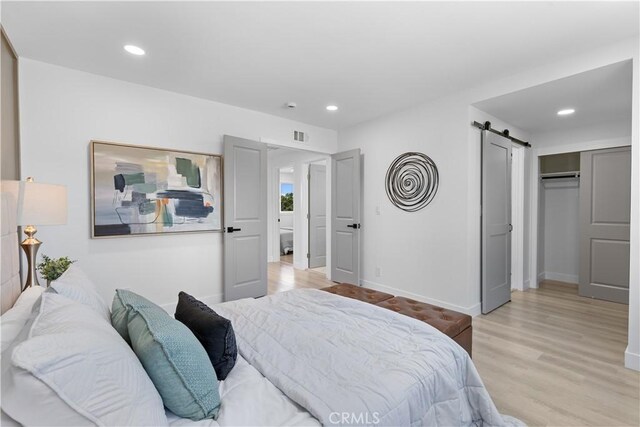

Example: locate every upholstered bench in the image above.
[321,284,472,357]
[321,283,394,304]
[376,297,472,357]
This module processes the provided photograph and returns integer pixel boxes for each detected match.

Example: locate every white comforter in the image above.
[167,356,319,426]
[215,289,514,427]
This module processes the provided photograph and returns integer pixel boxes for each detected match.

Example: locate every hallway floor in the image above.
[267,261,331,295]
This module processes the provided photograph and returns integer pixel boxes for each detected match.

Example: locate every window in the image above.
[280,183,293,211]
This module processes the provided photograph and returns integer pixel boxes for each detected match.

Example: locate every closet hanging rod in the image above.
[472,121,531,148]
[541,172,580,180]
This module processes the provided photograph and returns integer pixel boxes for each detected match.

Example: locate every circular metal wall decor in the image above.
[385,152,439,212]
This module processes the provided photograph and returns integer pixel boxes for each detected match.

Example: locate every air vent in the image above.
[293,130,306,142]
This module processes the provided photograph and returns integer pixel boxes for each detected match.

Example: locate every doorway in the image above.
[537,147,631,304]
[266,146,331,278]
[223,137,362,299]
[279,166,295,264]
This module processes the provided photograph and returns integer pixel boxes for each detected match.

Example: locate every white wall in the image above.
[338,100,530,315]
[338,36,639,371]
[541,179,580,284]
[18,59,337,308]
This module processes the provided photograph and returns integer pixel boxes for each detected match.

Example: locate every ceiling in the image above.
[474,60,633,133]
[2,2,638,130]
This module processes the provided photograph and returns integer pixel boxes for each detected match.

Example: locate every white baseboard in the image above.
[543,272,579,284]
[360,279,481,317]
[161,293,223,314]
[625,347,640,371]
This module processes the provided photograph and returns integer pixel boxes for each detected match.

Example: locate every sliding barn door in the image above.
[331,149,361,285]
[579,146,631,304]
[223,135,267,301]
[481,131,512,314]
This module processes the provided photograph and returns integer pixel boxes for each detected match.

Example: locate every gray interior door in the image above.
[482,131,512,314]
[223,135,267,301]
[308,163,327,269]
[331,149,361,284]
[579,146,631,304]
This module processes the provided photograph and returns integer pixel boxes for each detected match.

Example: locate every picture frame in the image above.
[90,140,223,238]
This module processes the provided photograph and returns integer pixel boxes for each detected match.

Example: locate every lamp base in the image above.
[20,225,41,290]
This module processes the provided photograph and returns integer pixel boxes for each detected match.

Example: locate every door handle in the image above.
[346,223,361,229]
[226,227,242,233]
[508,224,513,232]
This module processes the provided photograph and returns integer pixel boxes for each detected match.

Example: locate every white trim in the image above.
[511,144,525,291]
[535,272,545,288]
[625,346,640,371]
[293,163,309,271]
[361,279,482,317]
[161,293,223,315]
[535,136,631,157]
[268,164,281,263]
[543,272,579,284]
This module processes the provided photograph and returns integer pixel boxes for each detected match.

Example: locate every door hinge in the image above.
[307,213,310,219]
[306,253,310,259]
[308,173,311,181]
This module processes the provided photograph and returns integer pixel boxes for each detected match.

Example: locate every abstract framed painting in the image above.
[91,141,223,238]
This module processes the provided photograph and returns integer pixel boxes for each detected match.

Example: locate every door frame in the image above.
[511,144,525,291]
[528,136,631,289]
[264,141,333,279]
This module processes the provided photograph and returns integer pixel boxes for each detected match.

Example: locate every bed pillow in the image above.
[0,286,45,351]
[175,292,238,380]
[1,292,167,426]
[112,289,221,421]
[50,263,111,322]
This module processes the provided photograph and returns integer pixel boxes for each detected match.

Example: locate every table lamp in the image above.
[15,177,67,289]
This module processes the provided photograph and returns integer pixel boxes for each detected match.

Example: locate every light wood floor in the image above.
[267,261,332,295]
[280,253,294,264]
[474,281,639,426]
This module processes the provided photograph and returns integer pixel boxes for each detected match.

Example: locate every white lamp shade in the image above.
[1,180,67,226]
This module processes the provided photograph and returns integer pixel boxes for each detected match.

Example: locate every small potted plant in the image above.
[37,255,75,286]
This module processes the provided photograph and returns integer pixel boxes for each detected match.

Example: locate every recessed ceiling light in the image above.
[557,108,575,116]
[124,45,145,56]
[326,105,338,111]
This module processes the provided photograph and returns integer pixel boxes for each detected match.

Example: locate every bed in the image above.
[280,226,294,255]
[0,190,521,426]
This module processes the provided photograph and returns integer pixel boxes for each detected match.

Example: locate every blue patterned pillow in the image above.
[111,289,220,420]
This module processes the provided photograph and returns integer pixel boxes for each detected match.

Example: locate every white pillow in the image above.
[0,286,45,351]
[1,292,168,426]
[50,263,111,322]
